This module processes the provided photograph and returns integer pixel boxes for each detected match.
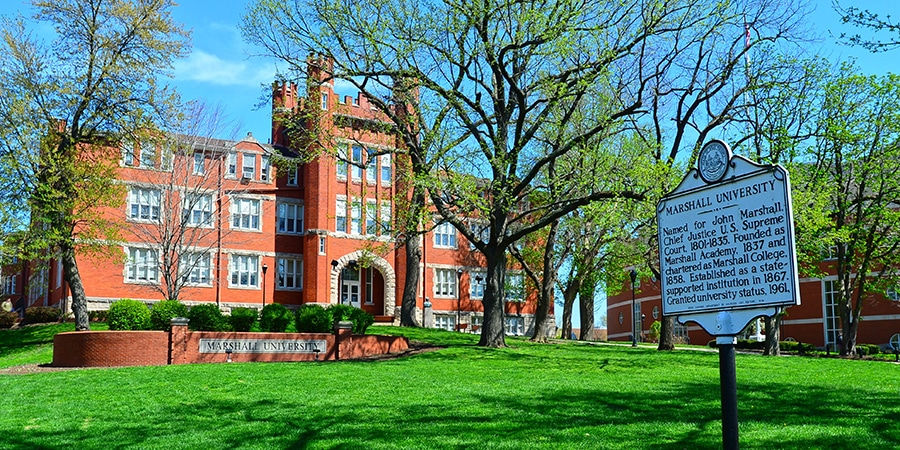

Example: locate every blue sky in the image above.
[1,0,897,326]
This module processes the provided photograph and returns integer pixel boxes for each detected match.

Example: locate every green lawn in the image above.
[0,325,897,449]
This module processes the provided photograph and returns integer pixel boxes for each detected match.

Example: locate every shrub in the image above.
[648,320,661,343]
[230,307,258,332]
[856,344,880,356]
[24,306,61,324]
[0,311,17,328]
[89,310,108,322]
[107,299,151,330]
[295,304,332,333]
[259,303,291,332]
[327,304,374,334]
[187,303,229,331]
[149,300,188,331]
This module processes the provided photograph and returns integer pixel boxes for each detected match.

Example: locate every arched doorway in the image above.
[330,251,396,318]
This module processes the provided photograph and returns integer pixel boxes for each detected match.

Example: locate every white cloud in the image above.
[174,49,275,87]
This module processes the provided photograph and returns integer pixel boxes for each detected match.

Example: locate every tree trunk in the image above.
[560,279,580,340]
[657,316,675,350]
[60,244,90,331]
[531,219,559,343]
[763,314,781,356]
[840,301,859,357]
[578,274,596,341]
[399,234,422,327]
[477,249,507,348]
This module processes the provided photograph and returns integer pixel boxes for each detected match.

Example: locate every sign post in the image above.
[657,140,800,449]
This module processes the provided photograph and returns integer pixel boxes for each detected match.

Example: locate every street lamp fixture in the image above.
[630,269,638,347]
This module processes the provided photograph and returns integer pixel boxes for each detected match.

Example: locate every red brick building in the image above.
[607,267,900,349]
[1,59,540,335]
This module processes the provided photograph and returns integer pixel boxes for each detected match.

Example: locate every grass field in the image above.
[0,324,897,449]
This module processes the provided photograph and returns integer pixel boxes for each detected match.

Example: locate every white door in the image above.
[340,267,361,307]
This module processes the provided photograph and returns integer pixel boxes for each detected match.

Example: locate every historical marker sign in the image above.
[657,141,801,317]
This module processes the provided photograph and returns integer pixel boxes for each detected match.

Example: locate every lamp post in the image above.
[331,260,340,304]
[630,269,638,347]
[456,268,463,331]
[640,314,646,343]
[261,263,268,307]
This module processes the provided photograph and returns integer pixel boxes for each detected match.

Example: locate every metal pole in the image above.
[718,336,739,450]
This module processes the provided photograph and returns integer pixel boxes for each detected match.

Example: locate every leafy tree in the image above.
[834,2,900,52]
[0,0,189,330]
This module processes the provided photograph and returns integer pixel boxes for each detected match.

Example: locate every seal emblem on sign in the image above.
[698,140,730,183]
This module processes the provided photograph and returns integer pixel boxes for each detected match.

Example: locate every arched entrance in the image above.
[330,251,396,318]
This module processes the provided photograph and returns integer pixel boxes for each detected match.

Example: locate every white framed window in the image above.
[365,268,374,304]
[230,254,259,288]
[29,268,48,302]
[366,149,377,184]
[261,155,270,182]
[505,316,524,336]
[226,152,237,178]
[242,153,256,180]
[336,197,347,232]
[231,197,261,231]
[380,154,391,185]
[318,236,326,255]
[140,141,156,168]
[122,142,135,166]
[434,268,458,298]
[321,92,328,110]
[435,315,456,331]
[470,270,486,299]
[183,193,213,227]
[336,145,348,180]
[350,198,362,235]
[286,165,298,186]
[824,245,839,261]
[506,272,525,302]
[276,257,302,290]
[469,222,490,249]
[180,252,211,285]
[887,287,900,301]
[160,149,173,171]
[380,201,391,235]
[277,202,304,234]
[193,152,205,175]
[1,275,16,295]
[434,222,457,248]
[126,247,158,283]
[351,145,363,181]
[128,187,161,222]
[366,200,377,236]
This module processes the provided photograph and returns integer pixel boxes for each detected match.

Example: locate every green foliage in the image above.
[259,303,291,332]
[229,307,258,332]
[294,304,332,333]
[23,307,61,324]
[187,304,229,332]
[89,310,108,322]
[107,299,151,331]
[149,300,188,331]
[328,304,375,334]
[0,311,16,329]
[649,320,661,342]
[855,344,881,356]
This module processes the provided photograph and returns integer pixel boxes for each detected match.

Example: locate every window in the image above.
[380,202,391,234]
[435,315,456,331]
[366,200,377,235]
[887,287,899,301]
[321,92,328,110]
[351,145,363,181]
[1,275,16,295]
[231,198,261,231]
[122,142,135,166]
[226,152,237,178]
[434,268,458,298]
[319,236,326,255]
[193,152,205,175]
[336,145,348,179]
[505,316,524,336]
[434,222,456,248]
[365,268,373,304]
[126,247,158,283]
[469,222,490,249]
[286,165,298,186]
[230,254,259,287]
[336,197,347,232]
[824,245,839,261]
[242,153,256,180]
[180,252,211,285]
[350,198,362,235]
[381,154,391,185]
[183,193,213,227]
[160,149,173,171]
[129,187,160,222]
[366,149,377,184]
[261,155,270,182]
[277,202,304,234]
[652,305,660,320]
[470,271,486,299]
[506,273,525,302]
[276,257,302,290]
[823,279,840,348]
[140,141,156,168]
[29,268,47,302]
